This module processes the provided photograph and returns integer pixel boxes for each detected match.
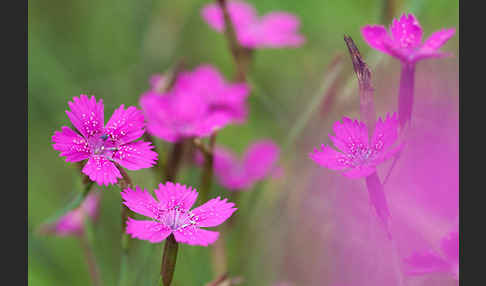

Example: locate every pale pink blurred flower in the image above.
[149,74,167,93]
[361,13,455,64]
[404,229,459,280]
[140,65,249,143]
[39,192,101,237]
[52,95,158,186]
[309,113,402,179]
[195,140,280,190]
[122,182,237,246]
[202,0,305,49]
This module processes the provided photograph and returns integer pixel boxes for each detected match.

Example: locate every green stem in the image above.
[79,234,102,286]
[217,0,252,82]
[161,234,179,286]
[198,134,217,204]
[116,165,134,286]
[164,141,185,182]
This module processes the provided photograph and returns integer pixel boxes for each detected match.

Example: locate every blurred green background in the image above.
[28,0,458,285]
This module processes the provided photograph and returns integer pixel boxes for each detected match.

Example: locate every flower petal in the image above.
[243,140,280,181]
[80,192,101,220]
[361,25,393,54]
[82,155,121,186]
[192,197,237,228]
[390,13,423,50]
[52,126,90,162]
[154,182,198,212]
[105,105,145,145]
[330,117,369,153]
[126,218,171,243]
[420,28,455,52]
[309,145,348,170]
[173,226,219,246]
[371,113,399,152]
[66,94,104,138]
[121,186,161,219]
[201,1,257,33]
[112,141,158,170]
[248,12,305,48]
[140,93,182,142]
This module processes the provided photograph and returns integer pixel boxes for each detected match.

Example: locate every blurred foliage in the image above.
[28,0,458,285]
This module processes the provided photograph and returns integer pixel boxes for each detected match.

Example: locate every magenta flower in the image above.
[140,65,249,143]
[122,182,236,246]
[309,113,402,179]
[195,140,280,190]
[202,0,305,49]
[52,95,158,186]
[361,13,455,64]
[39,192,101,237]
[404,229,459,280]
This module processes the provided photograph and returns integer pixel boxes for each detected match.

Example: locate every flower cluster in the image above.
[140,65,249,143]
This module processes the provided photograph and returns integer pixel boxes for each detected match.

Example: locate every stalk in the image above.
[164,141,185,182]
[344,35,391,233]
[160,234,179,286]
[345,35,403,286]
[217,0,252,82]
[398,62,415,130]
[79,234,102,286]
[116,165,134,286]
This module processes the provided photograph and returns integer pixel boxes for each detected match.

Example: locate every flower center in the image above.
[89,133,118,157]
[156,206,197,231]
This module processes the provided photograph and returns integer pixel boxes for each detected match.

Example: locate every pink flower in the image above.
[202,0,305,49]
[195,140,280,190]
[361,13,455,64]
[122,182,236,246]
[39,192,101,237]
[404,229,459,280]
[140,65,249,142]
[52,95,158,186]
[149,74,167,93]
[309,113,402,179]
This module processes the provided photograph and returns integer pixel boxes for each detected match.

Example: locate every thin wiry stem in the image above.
[164,141,185,182]
[116,165,134,286]
[197,134,217,205]
[79,234,102,286]
[217,0,253,82]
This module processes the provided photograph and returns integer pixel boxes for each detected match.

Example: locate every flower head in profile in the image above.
[361,13,455,64]
[140,65,249,143]
[39,192,101,237]
[52,95,158,186]
[404,229,459,280]
[202,0,305,49]
[122,182,237,246]
[309,113,402,179]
